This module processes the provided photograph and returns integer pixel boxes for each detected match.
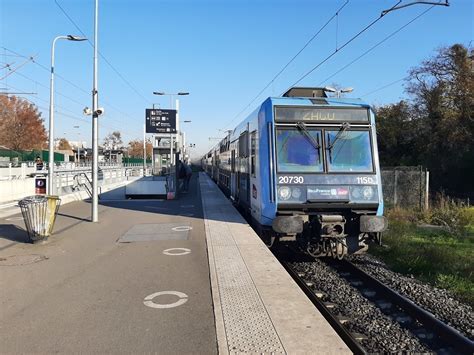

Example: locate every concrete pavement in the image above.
[0,175,217,353]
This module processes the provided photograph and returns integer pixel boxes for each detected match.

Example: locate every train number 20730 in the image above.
[278,176,304,184]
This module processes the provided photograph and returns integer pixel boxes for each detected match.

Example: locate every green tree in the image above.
[406,44,474,194]
[375,100,417,166]
[376,44,474,196]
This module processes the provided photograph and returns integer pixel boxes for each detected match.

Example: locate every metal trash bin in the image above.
[19,195,61,243]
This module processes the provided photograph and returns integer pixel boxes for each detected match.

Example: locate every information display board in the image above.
[275,106,369,122]
[145,109,177,133]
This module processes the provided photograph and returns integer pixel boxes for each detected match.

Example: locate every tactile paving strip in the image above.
[201,175,285,354]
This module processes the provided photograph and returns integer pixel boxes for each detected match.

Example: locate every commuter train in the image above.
[202,87,387,259]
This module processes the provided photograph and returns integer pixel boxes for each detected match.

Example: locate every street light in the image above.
[153,91,189,108]
[48,34,86,195]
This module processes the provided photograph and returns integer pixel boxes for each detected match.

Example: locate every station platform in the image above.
[0,173,349,354]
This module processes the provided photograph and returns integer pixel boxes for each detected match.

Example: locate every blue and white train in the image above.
[202,87,387,259]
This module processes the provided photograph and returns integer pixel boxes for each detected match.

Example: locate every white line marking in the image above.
[163,248,191,256]
[172,226,192,232]
[6,217,23,221]
[143,291,188,309]
[180,204,194,208]
[0,202,18,209]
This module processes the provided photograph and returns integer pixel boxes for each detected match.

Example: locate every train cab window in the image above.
[276,128,323,173]
[250,131,257,177]
[326,130,373,172]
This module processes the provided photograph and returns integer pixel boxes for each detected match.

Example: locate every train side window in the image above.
[239,131,249,157]
[231,150,236,173]
[250,131,257,177]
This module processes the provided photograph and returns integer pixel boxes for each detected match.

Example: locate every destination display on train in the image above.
[145,109,177,133]
[275,107,369,122]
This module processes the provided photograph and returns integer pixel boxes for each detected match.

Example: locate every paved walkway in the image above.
[0,175,217,353]
[0,173,350,354]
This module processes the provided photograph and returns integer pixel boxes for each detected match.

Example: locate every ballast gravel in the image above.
[291,260,429,353]
[349,253,474,340]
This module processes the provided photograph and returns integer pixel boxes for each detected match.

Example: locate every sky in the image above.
[1,0,472,158]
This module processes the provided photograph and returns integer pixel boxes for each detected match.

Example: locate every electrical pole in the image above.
[91,0,99,222]
[143,123,146,175]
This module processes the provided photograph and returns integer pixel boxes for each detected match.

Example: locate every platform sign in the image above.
[145,109,177,133]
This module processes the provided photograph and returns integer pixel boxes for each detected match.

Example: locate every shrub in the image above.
[427,194,473,236]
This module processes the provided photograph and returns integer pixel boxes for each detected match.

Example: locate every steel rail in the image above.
[340,260,474,354]
[281,260,367,355]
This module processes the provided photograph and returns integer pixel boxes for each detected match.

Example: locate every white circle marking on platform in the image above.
[6,217,23,221]
[172,226,192,232]
[163,248,191,256]
[143,291,188,309]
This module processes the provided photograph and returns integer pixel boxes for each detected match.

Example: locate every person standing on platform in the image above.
[183,162,192,192]
[177,159,186,192]
[35,156,44,171]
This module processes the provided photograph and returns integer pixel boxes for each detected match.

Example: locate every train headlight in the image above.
[351,186,376,201]
[351,186,362,199]
[278,186,291,201]
[292,187,302,199]
[362,186,374,199]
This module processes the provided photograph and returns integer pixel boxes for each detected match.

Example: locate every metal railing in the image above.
[73,172,100,199]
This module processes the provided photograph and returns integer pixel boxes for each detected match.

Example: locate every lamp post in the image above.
[91,0,99,222]
[152,92,189,166]
[48,35,86,195]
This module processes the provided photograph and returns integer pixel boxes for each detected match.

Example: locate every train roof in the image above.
[202,89,371,158]
[268,96,370,108]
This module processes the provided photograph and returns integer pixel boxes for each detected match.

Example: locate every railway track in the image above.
[282,260,367,355]
[279,250,474,354]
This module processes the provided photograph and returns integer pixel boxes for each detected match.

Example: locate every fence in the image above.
[381,166,429,210]
[123,157,152,164]
[0,149,66,166]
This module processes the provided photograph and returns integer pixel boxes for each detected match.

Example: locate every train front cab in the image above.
[258,97,387,258]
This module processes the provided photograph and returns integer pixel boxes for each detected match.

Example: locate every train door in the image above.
[250,130,259,219]
[213,151,218,181]
[230,149,237,200]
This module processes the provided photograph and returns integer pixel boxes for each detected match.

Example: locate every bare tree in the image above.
[103,131,123,150]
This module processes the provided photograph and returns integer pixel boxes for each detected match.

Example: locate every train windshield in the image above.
[326,130,373,172]
[276,129,323,172]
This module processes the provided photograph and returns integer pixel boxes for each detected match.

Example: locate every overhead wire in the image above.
[1,46,141,127]
[54,0,151,104]
[0,55,35,81]
[317,4,438,86]
[359,76,408,98]
[11,69,135,128]
[288,0,404,89]
[221,0,350,128]
[5,82,144,137]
